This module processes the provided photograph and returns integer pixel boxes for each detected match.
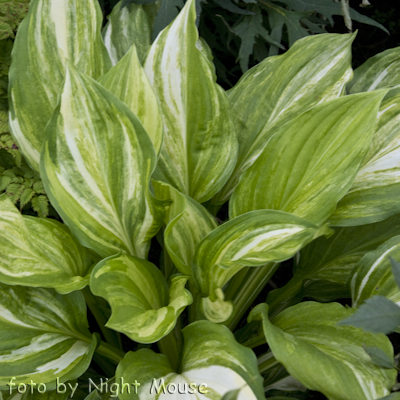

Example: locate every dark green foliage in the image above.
[110,0,387,86]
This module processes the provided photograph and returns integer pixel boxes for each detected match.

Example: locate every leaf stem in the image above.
[158,319,183,372]
[96,340,126,364]
[82,287,122,350]
[224,263,279,331]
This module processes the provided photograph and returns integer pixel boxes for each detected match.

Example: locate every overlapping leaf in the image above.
[249,302,396,400]
[348,47,400,93]
[331,88,400,226]
[8,0,111,171]
[102,0,154,65]
[41,63,164,259]
[153,180,217,276]
[192,210,331,322]
[2,387,72,400]
[90,253,192,343]
[99,44,163,154]
[267,213,400,315]
[212,33,355,204]
[116,321,264,400]
[230,91,386,226]
[144,0,238,203]
[0,195,92,293]
[0,284,97,390]
[351,236,400,308]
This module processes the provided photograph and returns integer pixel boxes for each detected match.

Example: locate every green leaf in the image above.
[0,284,97,390]
[213,33,355,204]
[102,0,153,64]
[279,0,388,33]
[350,236,400,308]
[0,194,93,293]
[8,0,111,171]
[153,180,217,276]
[263,1,310,57]
[390,257,400,289]
[232,8,283,72]
[40,63,164,259]
[116,321,264,400]
[331,88,400,226]
[221,389,241,400]
[90,253,192,343]
[250,302,396,400]
[363,345,396,369]
[378,393,400,400]
[31,195,49,219]
[339,296,400,334]
[144,0,238,203]
[348,47,400,94]
[230,90,387,226]
[98,44,163,154]
[193,209,331,322]
[267,213,400,315]
[151,0,184,41]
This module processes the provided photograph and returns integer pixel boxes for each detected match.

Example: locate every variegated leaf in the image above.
[351,236,400,308]
[102,0,154,65]
[153,180,217,276]
[8,0,111,171]
[348,47,400,93]
[98,44,163,154]
[0,284,97,390]
[144,0,238,203]
[116,321,264,400]
[249,302,396,400]
[192,210,332,323]
[90,253,192,344]
[267,213,400,316]
[40,63,164,259]
[0,195,92,294]
[212,33,355,204]
[331,88,400,226]
[230,91,386,226]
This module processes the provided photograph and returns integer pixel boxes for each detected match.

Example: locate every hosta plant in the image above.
[2,0,400,399]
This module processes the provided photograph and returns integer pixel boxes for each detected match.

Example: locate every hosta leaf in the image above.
[144,0,238,203]
[230,91,386,226]
[102,0,153,65]
[8,0,111,171]
[0,284,97,390]
[41,63,164,259]
[153,180,217,276]
[0,194,92,293]
[267,213,400,315]
[351,236,400,308]
[363,345,396,369]
[339,296,400,335]
[90,253,192,343]
[98,44,163,154]
[249,302,396,400]
[331,89,400,225]
[212,33,354,204]
[192,209,331,323]
[116,321,264,400]
[348,47,400,93]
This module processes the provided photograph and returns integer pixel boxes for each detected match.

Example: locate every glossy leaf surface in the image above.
[90,253,192,343]
[213,33,354,203]
[41,64,164,259]
[0,195,92,293]
[230,91,386,226]
[0,285,96,390]
[144,0,238,203]
[250,302,396,400]
[9,0,111,171]
[116,321,264,400]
